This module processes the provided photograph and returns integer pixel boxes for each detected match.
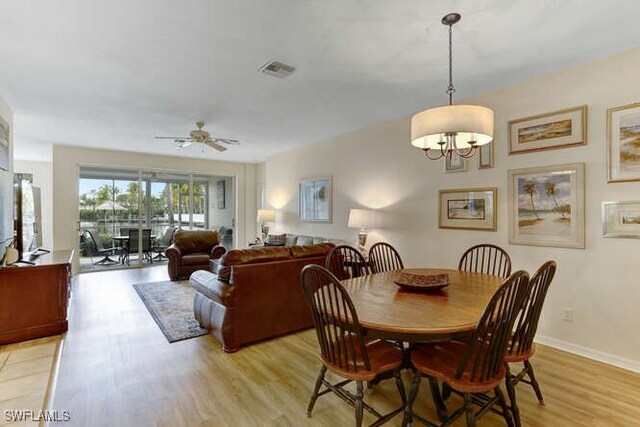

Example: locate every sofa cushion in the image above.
[173,230,220,254]
[290,243,335,259]
[182,253,210,266]
[221,247,292,266]
[285,234,298,246]
[265,234,286,246]
[296,235,315,246]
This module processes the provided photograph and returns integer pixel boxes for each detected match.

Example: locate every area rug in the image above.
[132,280,208,343]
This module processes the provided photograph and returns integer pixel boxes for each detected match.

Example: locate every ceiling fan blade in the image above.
[214,138,240,145]
[205,140,227,152]
[155,136,191,140]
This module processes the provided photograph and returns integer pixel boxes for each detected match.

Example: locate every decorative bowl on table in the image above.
[394,272,449,292]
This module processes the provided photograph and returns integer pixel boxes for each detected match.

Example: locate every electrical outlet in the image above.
[561,308,573,322]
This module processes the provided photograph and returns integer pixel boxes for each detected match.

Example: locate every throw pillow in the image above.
[265,234,286,246]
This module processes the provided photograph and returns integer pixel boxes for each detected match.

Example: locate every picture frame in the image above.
[216,179,225,209]
[478,142,494,169]
[299,176,332,222]
[0,115,9,172]
[508,105,587,155]
[444,152,467,173]
[508,163,585,248]
[602,201,640,238]
[607,102,640,183]
[438,188,497,231]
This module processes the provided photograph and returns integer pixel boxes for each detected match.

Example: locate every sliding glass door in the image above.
[78,167,234,272]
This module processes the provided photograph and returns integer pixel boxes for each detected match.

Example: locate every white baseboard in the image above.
[535,334,640,374]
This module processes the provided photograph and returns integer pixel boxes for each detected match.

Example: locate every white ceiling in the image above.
[2,0,640,163]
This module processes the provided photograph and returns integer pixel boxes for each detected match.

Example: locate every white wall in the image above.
[52,145,256,271]
[262,47,640,371]
[0,97,13,261]
[14,160,53,250]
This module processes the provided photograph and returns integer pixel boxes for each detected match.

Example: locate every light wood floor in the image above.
[42,266,640,426]
[0,336,61,427]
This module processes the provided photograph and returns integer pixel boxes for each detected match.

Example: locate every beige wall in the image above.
[14,160,54,250]
[52,145,256,270]
[262,47,640,371]
[0,97,13,261]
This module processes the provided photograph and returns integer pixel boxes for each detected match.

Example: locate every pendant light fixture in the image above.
[410,13,494,160]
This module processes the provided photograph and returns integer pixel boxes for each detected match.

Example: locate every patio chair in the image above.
[153,226,176,260]
[84,229,118,265]
[124,229,153,266]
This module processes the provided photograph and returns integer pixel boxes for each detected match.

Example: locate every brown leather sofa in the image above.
[189,243,335,352]
[165,230,225,281]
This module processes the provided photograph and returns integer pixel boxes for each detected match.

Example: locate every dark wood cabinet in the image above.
[0,250,73,345]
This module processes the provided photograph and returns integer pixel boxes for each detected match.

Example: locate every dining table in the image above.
[340,267,505,421]
[340,268,505,343]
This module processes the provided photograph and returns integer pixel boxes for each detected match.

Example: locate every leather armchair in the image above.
[165,230,225,281]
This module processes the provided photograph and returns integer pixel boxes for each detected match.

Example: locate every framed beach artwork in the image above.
[444,152,467,173]
[439,188,497,231]
[508,163,585,248]
[478,141,494,169]
[508,105,587,155]
[0,115,9,171]
[607,103,640,182]
[299,176,332,222]
[602,201,640,238]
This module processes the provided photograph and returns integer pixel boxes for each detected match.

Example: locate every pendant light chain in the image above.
[410,13,494,161]
[446,23,455,106]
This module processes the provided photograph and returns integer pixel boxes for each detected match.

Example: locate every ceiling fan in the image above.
[155,122,239,152]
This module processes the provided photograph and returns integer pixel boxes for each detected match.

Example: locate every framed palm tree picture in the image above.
[508,163,585,248]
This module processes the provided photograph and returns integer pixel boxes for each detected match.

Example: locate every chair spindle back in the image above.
[508,261,557,356]
[325,245,370,280]
[456,270,530,383]
[458,244,512,278]
[301,265,371,373]
[368,242,404,274]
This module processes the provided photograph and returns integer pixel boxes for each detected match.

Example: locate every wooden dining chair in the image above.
[504,261,556,427]
[403,270,530,427]
[368,242,404,274]
[458,244,512,278]
[301,265,406,426]
[326,245,370,280]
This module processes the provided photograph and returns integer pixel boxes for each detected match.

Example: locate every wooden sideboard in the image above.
[0,250,73,345]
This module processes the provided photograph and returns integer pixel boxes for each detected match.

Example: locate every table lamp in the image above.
[257,209,276,241]
[348,209,375,254]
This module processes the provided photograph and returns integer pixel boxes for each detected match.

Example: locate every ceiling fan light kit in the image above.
[155,122,239,153]
[410,13,494,161]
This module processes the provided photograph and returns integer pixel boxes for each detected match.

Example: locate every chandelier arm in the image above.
[423,148,446,160]
[455,146,477,159]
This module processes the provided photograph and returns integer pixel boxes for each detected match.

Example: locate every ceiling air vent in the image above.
[259,60,296,78]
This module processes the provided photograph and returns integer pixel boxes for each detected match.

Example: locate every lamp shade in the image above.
[257,209,275,223]
[410,105,494,150]
[348,209,376,229]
